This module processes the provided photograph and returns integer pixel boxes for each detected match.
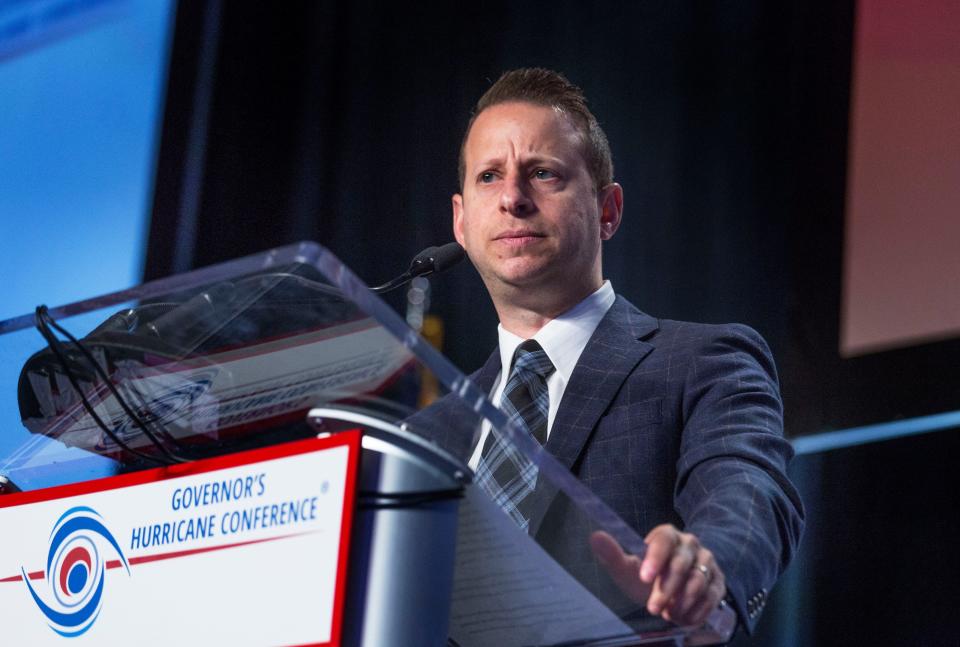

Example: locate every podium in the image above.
[0,242,735,645]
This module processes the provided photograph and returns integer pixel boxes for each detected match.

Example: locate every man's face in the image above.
[453,101,621,312]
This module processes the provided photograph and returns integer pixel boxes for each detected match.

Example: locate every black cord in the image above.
[49,314,191,453]
[37,306,187,463]
[34,306,187,465]
[357,487,463,509]
[34,308,165,464]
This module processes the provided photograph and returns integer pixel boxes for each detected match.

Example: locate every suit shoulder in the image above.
[649,319,778,384]
[653,318,770,351]
[608,297,774,365]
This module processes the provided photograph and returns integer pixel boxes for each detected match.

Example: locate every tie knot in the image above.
[511,340,555,379]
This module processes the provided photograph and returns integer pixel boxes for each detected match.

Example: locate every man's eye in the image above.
[534,168,557,180]
[480,172,497,183]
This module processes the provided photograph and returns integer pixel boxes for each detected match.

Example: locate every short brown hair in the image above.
[458,68,614,191]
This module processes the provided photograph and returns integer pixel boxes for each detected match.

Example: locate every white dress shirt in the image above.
[467,281,616,470]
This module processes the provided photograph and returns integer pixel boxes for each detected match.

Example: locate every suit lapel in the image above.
[529,296,658,536]
[439,347,501,460]
[546,296,657,469]
[473,346,501,395]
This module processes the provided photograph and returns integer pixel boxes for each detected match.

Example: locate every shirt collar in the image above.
[496,281,616,383]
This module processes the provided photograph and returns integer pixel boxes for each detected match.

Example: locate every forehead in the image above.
[463,101,586,166]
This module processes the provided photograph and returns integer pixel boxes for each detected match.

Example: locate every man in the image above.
[426,68,803,636]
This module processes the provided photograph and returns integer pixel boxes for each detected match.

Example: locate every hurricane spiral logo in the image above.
[21,506,130,637]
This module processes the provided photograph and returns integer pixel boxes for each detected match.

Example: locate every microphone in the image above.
[371,242,466,294]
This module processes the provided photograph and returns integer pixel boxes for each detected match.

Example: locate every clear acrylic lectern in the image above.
[0,242,735,646]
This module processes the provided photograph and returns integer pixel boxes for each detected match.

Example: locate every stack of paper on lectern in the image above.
[450,488,637,647]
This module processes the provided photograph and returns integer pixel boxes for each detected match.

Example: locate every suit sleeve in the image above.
[673,324,804,634]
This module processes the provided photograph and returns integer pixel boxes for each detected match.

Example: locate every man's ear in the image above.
[598,183,624,241]
[452,193,466,246]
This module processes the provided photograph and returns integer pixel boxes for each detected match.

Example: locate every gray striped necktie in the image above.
[476,339,555,531]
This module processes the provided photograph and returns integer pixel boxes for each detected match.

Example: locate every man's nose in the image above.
[499,174,534,216]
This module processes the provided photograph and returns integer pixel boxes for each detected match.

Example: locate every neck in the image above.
[493,281,602,338]
[496,307,555,339]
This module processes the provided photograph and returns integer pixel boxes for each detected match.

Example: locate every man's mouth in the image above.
[494,230,545,246]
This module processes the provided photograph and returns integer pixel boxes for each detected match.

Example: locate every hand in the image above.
[589,524,726,627]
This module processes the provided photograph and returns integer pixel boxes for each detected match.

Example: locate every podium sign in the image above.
[0,433,360,645]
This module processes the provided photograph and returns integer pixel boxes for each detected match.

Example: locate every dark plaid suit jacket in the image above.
[412,295,804,634]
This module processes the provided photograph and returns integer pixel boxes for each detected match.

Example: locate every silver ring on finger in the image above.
[694,563,712,584]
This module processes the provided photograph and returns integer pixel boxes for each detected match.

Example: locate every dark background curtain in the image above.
[147,0,860,435]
